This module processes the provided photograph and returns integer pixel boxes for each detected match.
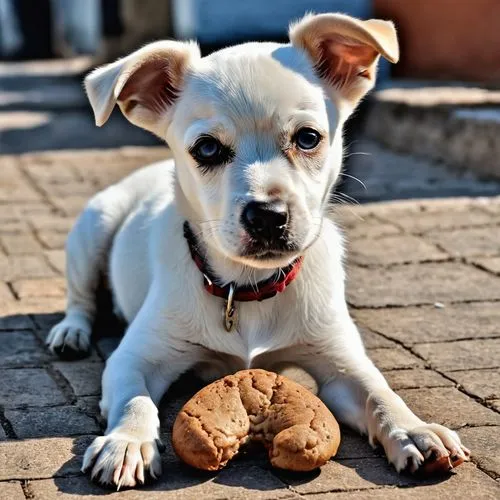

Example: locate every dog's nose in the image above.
[242,201,288,241]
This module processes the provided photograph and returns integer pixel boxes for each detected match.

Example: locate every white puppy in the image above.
[47,13,469,488]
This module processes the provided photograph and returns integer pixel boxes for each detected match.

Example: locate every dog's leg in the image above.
[47,186,134,359]
[305,312,470,474]
[82,295,202,488]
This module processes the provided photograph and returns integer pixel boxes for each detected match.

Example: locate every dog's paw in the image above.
[82,432,164,489]
[46,316,92,360]
[382,423,470,475]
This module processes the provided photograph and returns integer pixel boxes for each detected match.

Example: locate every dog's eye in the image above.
[294,128,321,150]
[190,136,231,167]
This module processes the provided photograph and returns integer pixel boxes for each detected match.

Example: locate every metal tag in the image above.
[223,283,238,332]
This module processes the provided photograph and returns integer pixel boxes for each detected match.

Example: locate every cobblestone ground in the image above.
[0,147,499,499]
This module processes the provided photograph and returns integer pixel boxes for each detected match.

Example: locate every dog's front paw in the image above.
[47,315,92,360]
[82,432,164,489]
[382,423,470,475]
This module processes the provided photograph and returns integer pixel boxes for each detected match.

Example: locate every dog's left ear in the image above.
[289,13,398,110]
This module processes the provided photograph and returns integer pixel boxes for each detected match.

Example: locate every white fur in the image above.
[47,13,469,489]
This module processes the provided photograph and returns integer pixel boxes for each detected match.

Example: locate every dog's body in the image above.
[47,14,469,488]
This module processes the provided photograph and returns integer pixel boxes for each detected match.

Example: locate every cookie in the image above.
[172,368,340,471]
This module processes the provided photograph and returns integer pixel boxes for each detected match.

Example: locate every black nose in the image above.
[241,201,288,242]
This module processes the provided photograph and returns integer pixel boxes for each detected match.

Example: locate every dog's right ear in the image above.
[84,40,200,136]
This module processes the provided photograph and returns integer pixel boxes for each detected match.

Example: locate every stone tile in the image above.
[0,368,67,408]
[6,405,99,438]
[427,227,500,258]
[53,361,103,397]
[0,330,50,367]
[76,396,102,420]
[379,207,498,234]
[304,463,500,499]
[347,263,500,308]
[27,215,74,233]
[488,400,500,412]
[413,339,500,372]
[368,348,423,371]
[0,435,93,480]
[0,231,41,255]
[444,369,500,400]
[50,195,89,217]
[358,326,397,349]
[472,256,500,275]
[0,254,55,280]
[344,217,401,239]
[12,277,66,299]
[0,297,65,316]
[396,388,500,429]
[353,303,500,345]
[335,428,383,460]
[276,457,421,494]
[31,465,298,499]
[0,313,34,330]
[44,249,66,275]
[0,425,7,440]
[347,235,447,266]
[0,482,25,500]
[0,160,42,201]
[0,281,15,302]
[36,230,68,250]
[459,427,500,479]
[383,369,454,390]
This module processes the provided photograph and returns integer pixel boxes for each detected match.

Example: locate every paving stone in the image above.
[0,435,93,480]
[276,457,422,494]
[0,160,41,202]
[44,249,66,275]
[0,231,41,254]
[75,396,102,420]
[0,425,7,440]
[396,388,500,429]
[0,368,66,408]
[488,400,500,412]
[413,339,500,372]
[53,362,103,397]
[36,230,68,250]
[358,326,397,349]
[347,235,448,266]
[12,277,66,299]
[383,369,454,390]
[0,254,56,280]
[27,215,74,233]
[459,427,500,479]
[368,348,423,371]
[380,208,499,234]
[0,281,15,302]
[30,465,298,499]
[353,303,500,345]
[5,406,99,438]
[347,263,500,307]
[444,369,500,400]
[0,330,50,367]
[303,463,500,499]
[427,227,500,258]
[50,195,90,217]
[0,297,65,316]
[344,217,401,239]
[0,313,34,330]
[472,256,500,275]
[0,482,25,500]
[335,428,383,460]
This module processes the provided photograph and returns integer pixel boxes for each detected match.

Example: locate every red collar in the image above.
[183,222,303,302]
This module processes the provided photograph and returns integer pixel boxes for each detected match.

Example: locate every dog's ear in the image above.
[84,40,200,136]
[289,13,398,110]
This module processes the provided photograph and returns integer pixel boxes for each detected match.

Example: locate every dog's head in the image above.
[85,13,398,269]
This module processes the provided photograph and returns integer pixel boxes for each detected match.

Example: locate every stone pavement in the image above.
[0,147,499,499]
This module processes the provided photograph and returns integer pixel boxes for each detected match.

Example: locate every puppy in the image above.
[47,13,469,488]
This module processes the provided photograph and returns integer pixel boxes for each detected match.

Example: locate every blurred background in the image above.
[1,0,500,201]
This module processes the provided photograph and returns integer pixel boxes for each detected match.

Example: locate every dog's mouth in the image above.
[241,239,300,260]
